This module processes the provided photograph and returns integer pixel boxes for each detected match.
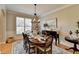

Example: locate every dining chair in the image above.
[22,33,28,52]
[22,32,35,54]
[37,35,53,54]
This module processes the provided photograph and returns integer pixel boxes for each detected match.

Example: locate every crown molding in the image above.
[7,10,33,18]
[41,4,74,18]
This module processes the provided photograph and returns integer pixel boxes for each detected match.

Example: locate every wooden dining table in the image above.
[29,35,46,53]
[65,37,79,54]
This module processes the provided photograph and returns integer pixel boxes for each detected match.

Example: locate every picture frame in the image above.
[44,17,58,30]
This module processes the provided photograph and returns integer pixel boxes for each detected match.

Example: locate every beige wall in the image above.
[6,12,16,39]
[40,5,79,44]
[6,10,33,40]
[0,5,6,42]
[41,5,79,32]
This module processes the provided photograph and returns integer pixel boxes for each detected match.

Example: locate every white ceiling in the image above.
[6,4,72,18]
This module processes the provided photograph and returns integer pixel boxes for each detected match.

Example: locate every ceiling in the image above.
[6,4,72,18]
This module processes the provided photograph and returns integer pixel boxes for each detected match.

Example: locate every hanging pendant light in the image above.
[33,4,40,22]
[34,4,37,16]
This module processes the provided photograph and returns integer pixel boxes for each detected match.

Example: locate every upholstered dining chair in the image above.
[22,32,35,54]
[37,35,53,54]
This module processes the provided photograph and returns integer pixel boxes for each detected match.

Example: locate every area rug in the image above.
[11,40,71,54]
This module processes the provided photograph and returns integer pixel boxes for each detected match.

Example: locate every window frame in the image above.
[16,16,32,35]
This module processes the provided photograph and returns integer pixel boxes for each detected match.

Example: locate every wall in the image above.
[6,10,33,40]
[0,5,6,42]
[40,5,79,46]
[6,12,16,39]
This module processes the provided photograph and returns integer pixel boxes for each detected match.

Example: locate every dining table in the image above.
[29,35,47,53]
[65,35,79,54]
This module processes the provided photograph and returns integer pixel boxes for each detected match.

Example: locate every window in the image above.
[16,17,32,34]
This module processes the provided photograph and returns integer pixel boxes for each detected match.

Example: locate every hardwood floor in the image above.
[0,40,79,54]
[0,43,12,54]
[0,39,22,54]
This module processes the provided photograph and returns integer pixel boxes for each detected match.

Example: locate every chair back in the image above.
[22,33,28,45]
[22,32,26,39]
[45,35,53,48]
[22,32,27,38]
[41,35,53,53]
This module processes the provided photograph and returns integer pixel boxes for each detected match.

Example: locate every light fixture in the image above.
[33,4,40,22]
[34,4,37,16]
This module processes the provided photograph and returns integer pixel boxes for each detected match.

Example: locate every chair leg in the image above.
[28,45,30,54]
[55,38,57,46]
[28,46,35,54]
[50,46,52,54]
[51,48,52,54]
[25,47,28,53]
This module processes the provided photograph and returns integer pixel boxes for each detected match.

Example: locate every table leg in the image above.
[66,43,79,54]
[55,38,57,46]
[73,43,79,54]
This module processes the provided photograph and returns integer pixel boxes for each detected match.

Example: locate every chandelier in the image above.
[33,4,40,22]
[34,4,37,16]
